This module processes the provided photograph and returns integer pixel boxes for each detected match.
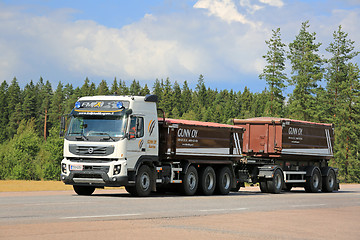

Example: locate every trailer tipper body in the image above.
[233,117,339,193]
[61,95,338,196]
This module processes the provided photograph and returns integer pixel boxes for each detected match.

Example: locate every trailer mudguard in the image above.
[258,165,282,179]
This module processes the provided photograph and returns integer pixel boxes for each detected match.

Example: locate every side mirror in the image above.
[60,116,66,137]
[126,109,133,116]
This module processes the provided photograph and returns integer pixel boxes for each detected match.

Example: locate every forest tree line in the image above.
[0,21,359,182]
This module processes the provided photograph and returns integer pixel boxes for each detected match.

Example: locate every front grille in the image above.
[69,145,114,156]
[73,173,103,179]
[70,165,110,173]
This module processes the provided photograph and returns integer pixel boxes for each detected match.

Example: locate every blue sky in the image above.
[0,0,359,93]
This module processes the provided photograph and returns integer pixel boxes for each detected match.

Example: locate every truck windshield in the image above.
[67,115,127,139]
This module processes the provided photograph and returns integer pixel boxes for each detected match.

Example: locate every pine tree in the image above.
[172,81,182,116]
[153,79,163,104]
[287,21,324,121]
[0,81,9,142]
[111,77,119,95]
[140,84,150,96]
[97,80,109,95]
[6,77,22,138]
[36,79,53,140]
[161,78,173,117]
[325,26,360,182]
[333,63,360,182]
[259,28,287,117]
[129,80,141,95]
[22,80,37,121]
[119,80,129,95]
[181,81,192,115]
[326,25,359,121]
[49,82,64,128]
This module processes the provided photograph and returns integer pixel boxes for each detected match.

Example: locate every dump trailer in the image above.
[233,117,339,193]
[60,95,245,196]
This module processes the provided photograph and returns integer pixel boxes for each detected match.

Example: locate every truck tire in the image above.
[266,169,283,194]
[181,165,198,196]
[215,166,232,195]
[305,168,321,193]
[322,169,336,192]
[134,165,153,197]
[73,185,95,196]
[198,166,216,195]
[259,179,268,193]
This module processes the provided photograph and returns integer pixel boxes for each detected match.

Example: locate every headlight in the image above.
[113,165,121,175]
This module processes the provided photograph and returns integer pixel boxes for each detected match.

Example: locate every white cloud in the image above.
[240,0,264,14]
[194,0,258,26]
[0,0,359,93]
[259,0,284,8]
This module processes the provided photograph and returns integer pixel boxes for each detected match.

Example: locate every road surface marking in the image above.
[199,208,248,212]
[61,213,141,219]
[291,204,326,207]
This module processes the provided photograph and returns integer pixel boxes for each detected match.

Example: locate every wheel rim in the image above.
[328,173,334,188]
[313,173,319,188]
[141,173,150,190]
[205,173,214,190]
[222,173,231,190]
[188,172,196,190]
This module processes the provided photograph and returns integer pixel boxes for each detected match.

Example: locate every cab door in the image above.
[126,115,146,169]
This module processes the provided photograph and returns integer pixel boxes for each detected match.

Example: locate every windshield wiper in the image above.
[93,132,116,142]
[71,132,88,141]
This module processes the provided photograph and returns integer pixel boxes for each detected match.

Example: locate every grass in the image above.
[0,180,73,192]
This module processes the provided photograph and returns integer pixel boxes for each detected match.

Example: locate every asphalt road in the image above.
[1,184,359,240]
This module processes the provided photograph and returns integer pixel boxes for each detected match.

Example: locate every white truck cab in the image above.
[60,95,159,195]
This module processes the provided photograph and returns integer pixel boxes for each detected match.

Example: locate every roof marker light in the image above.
[117,101,123,109]
[75,101,81,109]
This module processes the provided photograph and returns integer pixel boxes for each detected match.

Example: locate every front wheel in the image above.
[73,185,95,196]
[134,165,153,197]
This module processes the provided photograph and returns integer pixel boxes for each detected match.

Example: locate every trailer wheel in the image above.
[181,165,198,196]
[134,165,153,197]
[199,166,216,195]
[73,185,95,196]
[322,169,336,192]
[215,166,232,195]
[259,179,268,193]
[305,168,321,193]
[266,169,283,194]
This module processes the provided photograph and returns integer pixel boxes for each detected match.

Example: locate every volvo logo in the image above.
[88,147,94,154]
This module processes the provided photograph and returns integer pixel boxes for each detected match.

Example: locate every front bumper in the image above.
[61,170,128,187]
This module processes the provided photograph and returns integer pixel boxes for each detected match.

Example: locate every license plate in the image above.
[70,164,83,171]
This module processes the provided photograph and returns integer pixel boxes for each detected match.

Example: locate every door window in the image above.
[129,116,144,139]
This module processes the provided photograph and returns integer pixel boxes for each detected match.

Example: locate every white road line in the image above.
[291,204,326,208]
[199,208,248,212]
[61,213,141,219]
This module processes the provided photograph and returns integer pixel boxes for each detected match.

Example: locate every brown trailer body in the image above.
[159,118,244,163]
[233,117,334,160]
